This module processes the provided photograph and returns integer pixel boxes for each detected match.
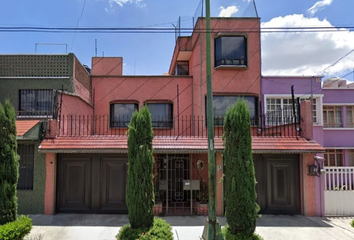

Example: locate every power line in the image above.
[1,25,354,34]
[70,0,87,51]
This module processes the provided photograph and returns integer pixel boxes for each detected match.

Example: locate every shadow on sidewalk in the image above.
[29,214,334,228]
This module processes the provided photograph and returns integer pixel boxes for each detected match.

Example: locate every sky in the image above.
[0,0,354,79]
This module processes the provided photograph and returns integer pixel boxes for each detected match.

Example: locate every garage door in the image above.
[254,154,300,215]
[56,154,128,214]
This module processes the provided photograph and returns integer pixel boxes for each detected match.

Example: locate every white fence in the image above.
[324,167,354,216]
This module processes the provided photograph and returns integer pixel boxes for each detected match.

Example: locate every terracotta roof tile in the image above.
[39,136,325,154]
[16,120,40,136]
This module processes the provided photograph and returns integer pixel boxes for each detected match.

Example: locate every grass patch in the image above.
[0,215,32,240]
[351,219,354,228]
[116,217,173,240]
[222,225,263,240]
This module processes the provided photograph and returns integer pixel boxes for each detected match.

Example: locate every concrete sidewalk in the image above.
[25,214,354,240]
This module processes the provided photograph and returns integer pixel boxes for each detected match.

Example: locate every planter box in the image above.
[194,202,209,215]
[154,203,163,216]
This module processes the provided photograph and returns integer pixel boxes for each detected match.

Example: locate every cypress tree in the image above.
[126,106,155,229]
[223,99,259,237]
[0,100,19,225]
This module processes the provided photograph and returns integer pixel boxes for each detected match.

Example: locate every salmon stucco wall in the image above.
[60,93,93,116]
[300,153,317,216]
[44,153,56,215]
[92,57,123,76]
[179,18,261,117]
[92,76,193,119]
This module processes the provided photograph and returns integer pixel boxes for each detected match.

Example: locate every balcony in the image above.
[55,111,301,138]
[16,111,54,120]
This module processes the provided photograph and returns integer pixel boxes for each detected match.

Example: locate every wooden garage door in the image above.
[57,154,128,214]
[254,154,300,215]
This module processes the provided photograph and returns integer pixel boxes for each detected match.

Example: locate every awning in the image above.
[16,120,41,140]
[39,136,325,154]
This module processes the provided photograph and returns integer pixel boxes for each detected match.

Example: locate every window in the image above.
[147,103,173,128]
[348,150,354,166]
[110,103,138,128]
[207,95,257,125]
[19,89,54,116]
[266,98,317,124]
[215,36,247,67]
[17,144,34,190]
[324,149,343,167]
[346,106,354,128]
[323,106,342,128]
[175,62,189,76]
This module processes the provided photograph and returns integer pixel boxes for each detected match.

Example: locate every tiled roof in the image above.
[39,136,325,154]
[16,120,40,136]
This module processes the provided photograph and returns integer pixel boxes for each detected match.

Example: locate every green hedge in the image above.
[0,215,32,240]
[222,226,263,240]
[351,219,354,228]
[116,218,173,240]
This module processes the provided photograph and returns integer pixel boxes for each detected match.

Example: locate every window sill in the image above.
[214,65,248,70]
[323,128,354,130]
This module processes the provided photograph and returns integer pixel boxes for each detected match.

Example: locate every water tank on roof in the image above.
[83,64,91,75]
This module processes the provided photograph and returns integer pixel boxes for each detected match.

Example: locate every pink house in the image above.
[38,17,324,217]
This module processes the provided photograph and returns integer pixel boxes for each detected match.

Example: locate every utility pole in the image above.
[202,0,222,239]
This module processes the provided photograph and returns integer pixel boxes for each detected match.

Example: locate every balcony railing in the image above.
[56,112,301,138]
[16,111,53,120]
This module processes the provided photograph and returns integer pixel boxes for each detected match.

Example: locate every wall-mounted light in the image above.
[308,155,325,177]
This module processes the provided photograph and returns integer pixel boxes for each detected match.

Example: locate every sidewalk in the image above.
[25,214,354,240]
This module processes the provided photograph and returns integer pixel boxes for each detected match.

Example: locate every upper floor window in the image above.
[175,62,189,76]
[324,149,343,167]
[19,89,54,117]
[215,36,247,68]
[323,106,342,128]
[346,106,354,128]
[146,103,173,128]
[17,144,34,190]
[207,95,257,125]
[110,103,138,128]
[266,98,317,124]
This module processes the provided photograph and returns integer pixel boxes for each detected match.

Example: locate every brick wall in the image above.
[73,56,91,102]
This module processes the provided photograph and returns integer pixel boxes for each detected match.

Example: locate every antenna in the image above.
[95,39,97,57]
[134,61,136,75]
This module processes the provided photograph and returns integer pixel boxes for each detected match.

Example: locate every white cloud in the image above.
[261,14,354,77]
[218,6,238,17]
[308,0,333,15]
[104,0,144,9]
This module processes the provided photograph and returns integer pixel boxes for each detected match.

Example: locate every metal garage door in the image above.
[56,154,128,214]
[254,154,301,215]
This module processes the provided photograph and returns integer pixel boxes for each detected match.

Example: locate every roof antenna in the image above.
[95,39,97,57]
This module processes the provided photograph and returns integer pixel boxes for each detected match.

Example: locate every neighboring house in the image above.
[38,15,324,217]
[262,76,354,216]
[0,53,91,214]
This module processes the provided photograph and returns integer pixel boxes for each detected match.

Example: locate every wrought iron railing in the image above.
[56,112,301,137]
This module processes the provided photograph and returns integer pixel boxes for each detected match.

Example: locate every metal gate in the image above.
[154,154,208,215]
[325,167,354,216]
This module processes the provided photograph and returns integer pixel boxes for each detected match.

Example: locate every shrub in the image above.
[222,226,263,240]
[0,215,32,240]
[0,100,19,225]
[223,100,259,237]
[351,219,354,228]
[127,106,155,229]
[116,218,173,240]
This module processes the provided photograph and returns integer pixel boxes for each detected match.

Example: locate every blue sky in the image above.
[1,0,354,77]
